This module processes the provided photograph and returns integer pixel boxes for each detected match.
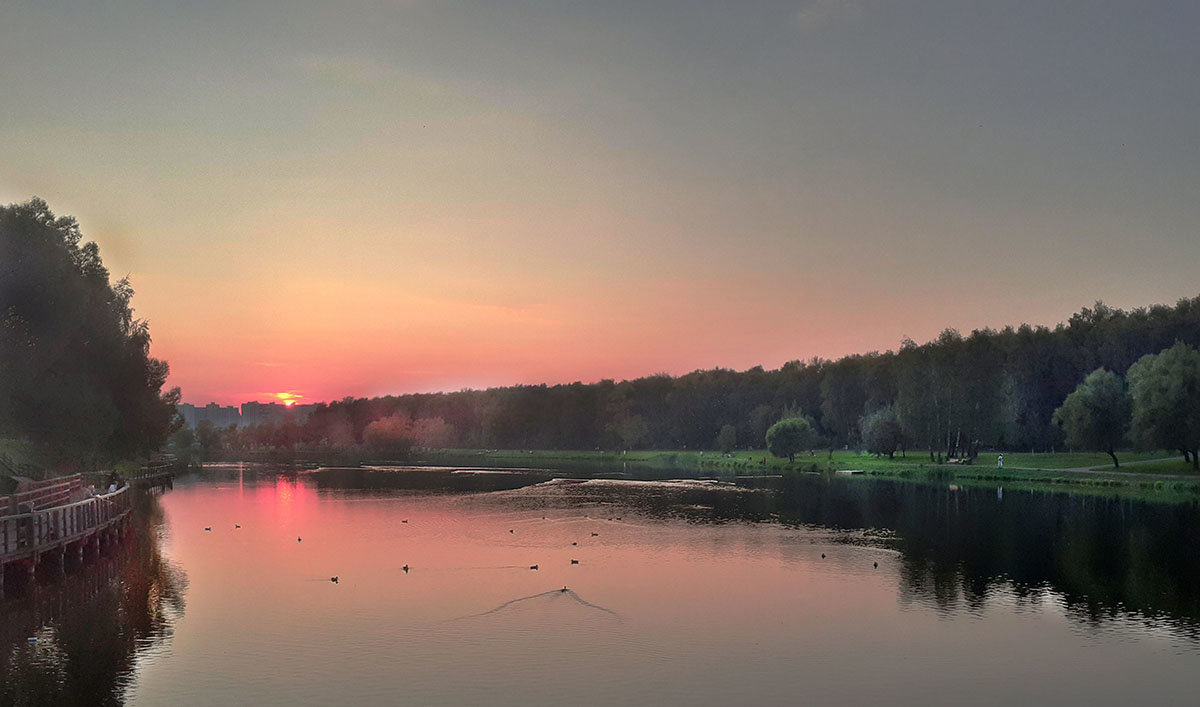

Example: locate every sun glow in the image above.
[272,391,304,407]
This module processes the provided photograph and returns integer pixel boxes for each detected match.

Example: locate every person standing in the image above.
[997,454,1004,469]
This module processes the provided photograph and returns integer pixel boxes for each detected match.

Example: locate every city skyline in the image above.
[176,400,321,428]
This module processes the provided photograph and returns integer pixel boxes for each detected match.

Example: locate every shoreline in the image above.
[419,448,1200,503]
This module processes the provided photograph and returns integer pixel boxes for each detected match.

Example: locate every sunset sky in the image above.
[3,1,1199,405]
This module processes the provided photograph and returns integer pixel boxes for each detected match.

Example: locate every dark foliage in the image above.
[280,296,1200,455]
[1,199,180,468]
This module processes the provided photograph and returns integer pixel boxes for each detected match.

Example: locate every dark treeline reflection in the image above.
[0,492,185,707]
[414,469,1200,640]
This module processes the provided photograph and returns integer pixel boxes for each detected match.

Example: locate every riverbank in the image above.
[421,448,1200,502]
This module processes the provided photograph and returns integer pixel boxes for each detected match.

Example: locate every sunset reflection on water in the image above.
[4,464,1200,706]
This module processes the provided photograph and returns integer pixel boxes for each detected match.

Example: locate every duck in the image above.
[204,527,211,531]
[510,529,514,534]
[591,532,599,537]
[570,559,579,565]
[402,565,410,573]
[571,542,577,546]
[331,576,339,583]
[873,562,878,569]
[298,537,302,542]
[402,519,408,524]
[821,553,826,559]
[560,586,568,593]
[529,564,539,570]
[234,524,241,529]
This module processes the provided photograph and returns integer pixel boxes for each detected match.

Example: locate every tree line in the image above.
[195,295,1200,462]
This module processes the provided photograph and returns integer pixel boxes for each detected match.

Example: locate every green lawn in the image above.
[973,451,1172,470]
[1098,458,1197,474]
[428,447,1185,475]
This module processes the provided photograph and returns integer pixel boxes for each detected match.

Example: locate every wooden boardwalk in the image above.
[0,475,134,598]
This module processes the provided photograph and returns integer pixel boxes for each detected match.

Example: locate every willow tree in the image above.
[1127,343,1200,470]
[1051,368,1130,467]
[766,417,816,463]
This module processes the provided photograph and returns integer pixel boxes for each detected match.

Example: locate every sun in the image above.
[272,391,303,407]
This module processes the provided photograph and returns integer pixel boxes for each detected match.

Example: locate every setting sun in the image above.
[271,392,303,407]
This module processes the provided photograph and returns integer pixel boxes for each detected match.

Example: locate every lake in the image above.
[3,463,1199,705]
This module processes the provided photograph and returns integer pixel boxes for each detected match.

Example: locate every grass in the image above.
[1100,458,1198,474]
[973,451,1169,470]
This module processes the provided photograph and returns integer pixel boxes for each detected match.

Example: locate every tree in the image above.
[410,417,455,448]
[1127,343,1200,470]
[612,414,649,450]
[1051,368,1130,467]
[195,421,223,458]
[716,424,737,453]
[766,417,816,463]
[0,198,180,469]
[819,358,868,448]
[363,415,415,458]
[861,406,902,459]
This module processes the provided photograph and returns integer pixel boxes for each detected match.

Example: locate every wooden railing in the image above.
[1,474,86,516]
[0,485,131,562]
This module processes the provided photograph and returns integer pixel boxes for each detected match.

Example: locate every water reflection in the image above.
[4,465,1200,705]
[0,491,185,707]
[317,468,1200,641]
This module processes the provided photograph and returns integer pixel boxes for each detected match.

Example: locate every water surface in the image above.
[3,464,1199,705]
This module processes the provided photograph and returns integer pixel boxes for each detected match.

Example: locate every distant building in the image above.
[176,402,241,428]
[176,400,321,429]
[177,402,198,427]
[241,401,320,427]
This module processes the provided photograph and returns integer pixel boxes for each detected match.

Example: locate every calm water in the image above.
[3,463,1200,705]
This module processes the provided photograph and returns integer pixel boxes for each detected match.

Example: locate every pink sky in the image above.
[5,2,1198,406]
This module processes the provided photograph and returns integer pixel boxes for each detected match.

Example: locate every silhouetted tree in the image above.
[1,198,179,469]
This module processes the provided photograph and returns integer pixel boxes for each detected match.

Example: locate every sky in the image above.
[3,0,1199,405]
